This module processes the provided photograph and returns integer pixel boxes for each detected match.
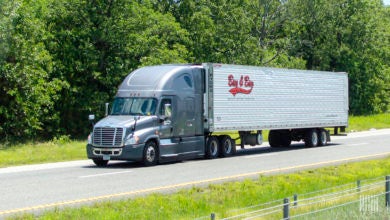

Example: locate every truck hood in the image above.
[94,116,137,128]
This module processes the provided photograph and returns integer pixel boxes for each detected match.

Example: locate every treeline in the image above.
[0,0,389,140]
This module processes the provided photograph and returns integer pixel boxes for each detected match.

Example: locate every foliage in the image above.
[0,0,64,139]
[45,0,190,136]
[0,0,389,139]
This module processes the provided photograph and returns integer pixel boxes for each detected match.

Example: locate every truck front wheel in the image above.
[205,136,219,159]
[143,141,159,166]
[93,159,108,167]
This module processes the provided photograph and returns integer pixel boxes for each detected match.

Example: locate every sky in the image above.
[384,0,390,5]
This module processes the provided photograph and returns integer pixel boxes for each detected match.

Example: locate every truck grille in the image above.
[93,127,124,147]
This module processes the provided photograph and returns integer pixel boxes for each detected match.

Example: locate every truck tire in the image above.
[269,130,281,147]
[305,129,318,148]
[318,129,328,146]
[143,141,158,166]
[281,134,292,147]
[93,159,108,167]
[269,130,291,147]
[205,136,219,159]
[219,135,236,157]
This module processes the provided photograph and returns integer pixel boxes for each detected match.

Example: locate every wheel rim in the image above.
[224,139,232,154]
[321,131,327,145]
[210,140,218,156]
[257,133,263,145]
[312,132,318,146]
[146,146,155,162]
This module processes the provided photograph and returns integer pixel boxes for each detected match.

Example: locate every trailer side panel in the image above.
[208,64,348,132]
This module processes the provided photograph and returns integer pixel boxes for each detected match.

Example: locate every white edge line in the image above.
[79,171,133,178]
[244,153,279,159]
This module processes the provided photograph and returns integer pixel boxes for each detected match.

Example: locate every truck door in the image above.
[181,97,196,136]
[158,97,177,157]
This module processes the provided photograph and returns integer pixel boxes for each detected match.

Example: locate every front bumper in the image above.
[86,143,144,162]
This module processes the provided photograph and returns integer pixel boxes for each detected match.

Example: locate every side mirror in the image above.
[132,115,141,131]
[88,114,95,127]
[105,103,109,116]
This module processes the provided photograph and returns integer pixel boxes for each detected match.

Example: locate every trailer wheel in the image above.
[93,159,108,167]
[269,130,281,147]
[256,131,263,145]
[269,130,291,147]
[205,136,219,159]
[281,134,292,147]
[143,141,158,166]
[318,129,328,146]
[305,129,318,148]
[219,135,236,157]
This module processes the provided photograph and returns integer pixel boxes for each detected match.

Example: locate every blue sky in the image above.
[384,0,390,5]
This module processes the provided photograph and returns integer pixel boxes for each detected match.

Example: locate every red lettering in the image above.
[228,74,254,96]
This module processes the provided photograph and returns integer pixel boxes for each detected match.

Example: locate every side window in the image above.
[183,75,193,88]
[173,74,193,90]
[160,99,172,116]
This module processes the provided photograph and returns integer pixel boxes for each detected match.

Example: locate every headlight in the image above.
[125,135,140,145]
[88,133,93,144]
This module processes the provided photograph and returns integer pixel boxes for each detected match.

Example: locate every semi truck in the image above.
[87,63,348,166]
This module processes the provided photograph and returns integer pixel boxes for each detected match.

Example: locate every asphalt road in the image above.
[1,129,390,217]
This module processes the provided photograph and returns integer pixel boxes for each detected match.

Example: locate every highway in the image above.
[1,129,390,217]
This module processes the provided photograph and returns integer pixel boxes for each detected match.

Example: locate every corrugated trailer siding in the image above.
[210,64,348,132]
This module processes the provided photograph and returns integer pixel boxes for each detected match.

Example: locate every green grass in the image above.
[292,193,388,220]
[347,113,390,132]
[8,156,390,219]
[0,138,86,168]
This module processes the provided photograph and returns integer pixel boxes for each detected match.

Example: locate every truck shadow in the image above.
[235,142,341,156]
[83,142,341,169]
[82,161,145,169]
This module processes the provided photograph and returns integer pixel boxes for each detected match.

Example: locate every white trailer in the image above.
[204,64,348,149]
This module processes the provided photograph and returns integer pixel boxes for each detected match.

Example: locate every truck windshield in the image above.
[110,98,157,116]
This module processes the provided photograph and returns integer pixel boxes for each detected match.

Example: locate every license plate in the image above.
[103,155,110,161]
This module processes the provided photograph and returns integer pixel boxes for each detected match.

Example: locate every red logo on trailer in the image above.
[228,75,254,96]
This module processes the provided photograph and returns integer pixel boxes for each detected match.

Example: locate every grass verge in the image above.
[8,156,390,219]
[0,139,86,168]
[347,113,390,132]
[0,113,389,168]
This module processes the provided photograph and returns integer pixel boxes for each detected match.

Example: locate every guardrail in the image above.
[198,175,390,219]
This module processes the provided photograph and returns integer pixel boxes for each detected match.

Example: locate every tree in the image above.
[162,0,305,68]
[46,0,190,137]
[0,0,63,140]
